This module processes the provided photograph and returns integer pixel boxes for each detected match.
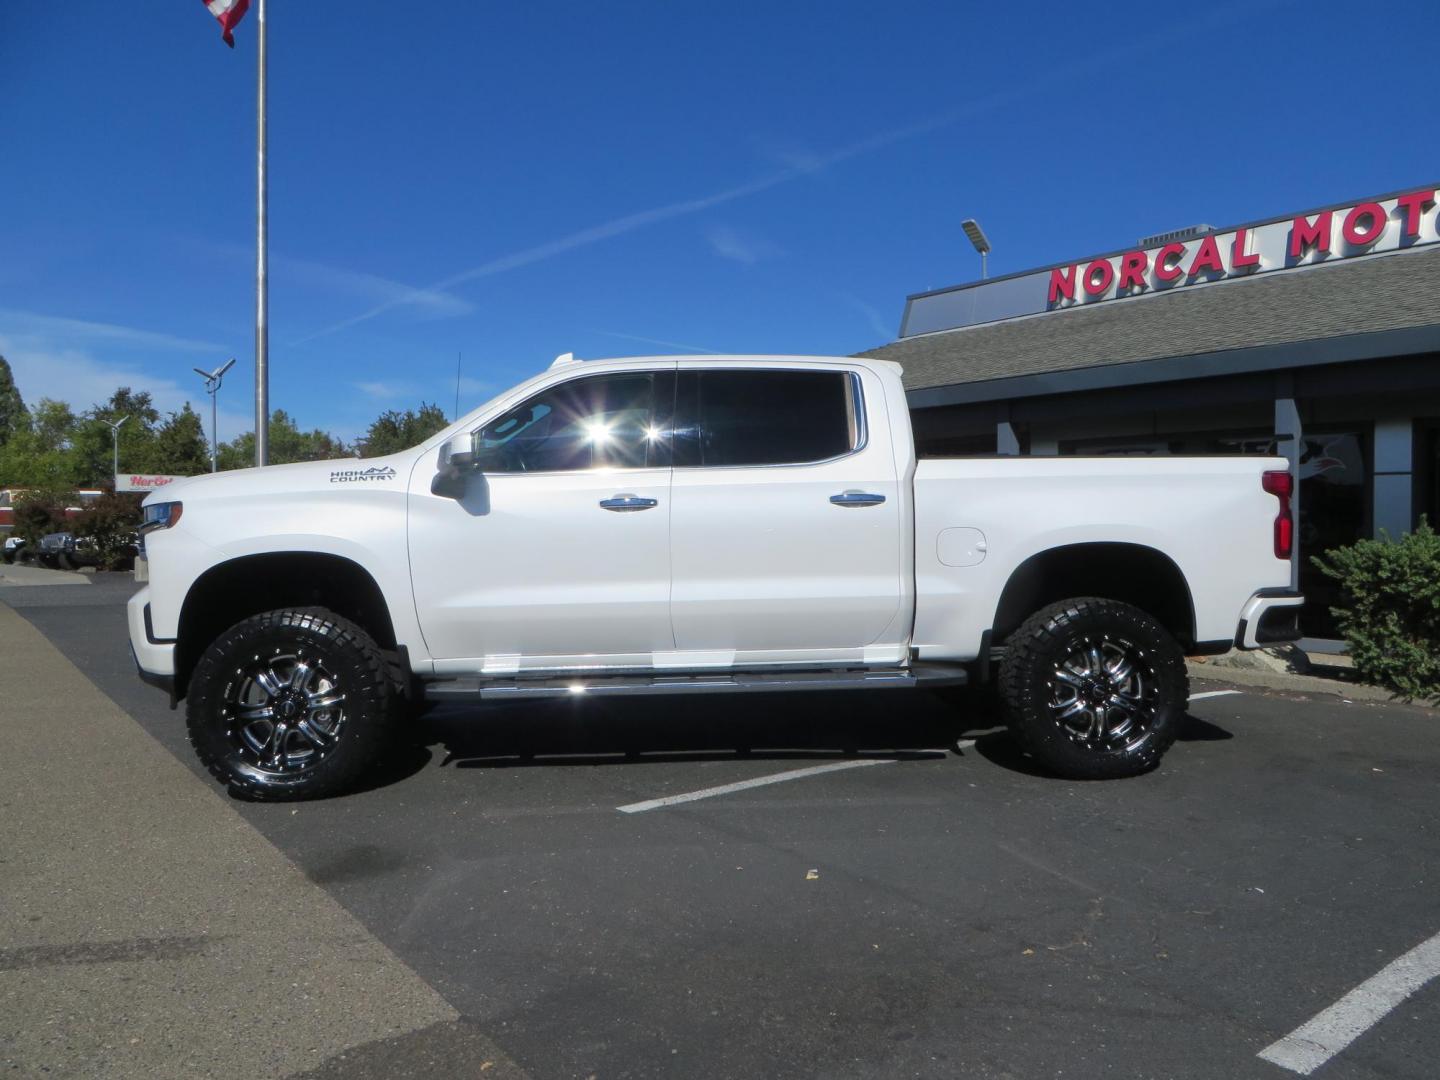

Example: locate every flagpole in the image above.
[254,0,269,467]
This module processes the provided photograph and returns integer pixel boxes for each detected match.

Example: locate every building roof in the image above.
[863,245,1440,404]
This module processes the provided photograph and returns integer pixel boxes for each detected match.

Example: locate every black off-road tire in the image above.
[998,597,1188,780]
[187,607,396,800]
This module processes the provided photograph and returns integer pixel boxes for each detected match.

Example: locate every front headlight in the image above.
[140,501,184,534]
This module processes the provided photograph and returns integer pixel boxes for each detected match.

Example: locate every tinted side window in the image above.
[474,373,658,473]
[675,370,858,467]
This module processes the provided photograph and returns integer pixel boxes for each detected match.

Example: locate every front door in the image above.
[666,366,905,663]
[409,368,675,669]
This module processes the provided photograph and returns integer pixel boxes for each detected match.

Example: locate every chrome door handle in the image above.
[830,491,886,507]
[599,494,659,512]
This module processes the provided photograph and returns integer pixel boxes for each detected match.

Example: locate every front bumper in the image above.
[127,586,176,682]
[1236,591,1305,649]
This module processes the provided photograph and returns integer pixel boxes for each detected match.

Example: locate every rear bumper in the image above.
[1236,591,1305,649]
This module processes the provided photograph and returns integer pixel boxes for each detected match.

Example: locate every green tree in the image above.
[0,416,83,489]
[149,404,210,476]
[360,402,449,457]
[0,355,24,448]
[72,388,162,484]
[31,398,79,453]
[218,410,350,470]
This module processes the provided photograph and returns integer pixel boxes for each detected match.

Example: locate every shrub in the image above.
[72,491,143,569]
[11,489,68,548]
[1312,520,1440,701]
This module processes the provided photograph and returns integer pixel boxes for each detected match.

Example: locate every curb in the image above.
[1186,660,1426,706]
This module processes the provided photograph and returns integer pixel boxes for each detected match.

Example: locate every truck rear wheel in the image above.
[187,607,396,800]
[998,598,1187,780]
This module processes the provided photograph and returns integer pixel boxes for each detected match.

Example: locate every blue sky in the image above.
[2,0,1436,445]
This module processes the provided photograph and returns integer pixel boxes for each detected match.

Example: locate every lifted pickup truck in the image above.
[130,355,1301,799]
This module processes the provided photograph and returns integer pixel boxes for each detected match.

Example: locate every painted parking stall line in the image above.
[1189,689,1244,701]
[1258,929,1440,1075]
[617,759,896,814]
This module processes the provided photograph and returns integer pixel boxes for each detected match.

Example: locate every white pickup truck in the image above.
[129,354,1302,799]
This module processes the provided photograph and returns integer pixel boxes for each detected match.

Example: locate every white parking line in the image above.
[1257,929,1440,1075]
[1189,689,1244,701]
[616,759,895,814]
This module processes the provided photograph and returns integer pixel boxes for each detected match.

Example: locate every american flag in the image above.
[202,0,251,48]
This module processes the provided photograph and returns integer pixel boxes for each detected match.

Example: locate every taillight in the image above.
[1262,470,1293,560]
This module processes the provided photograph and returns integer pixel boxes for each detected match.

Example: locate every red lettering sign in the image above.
[1289,212,1332,258]
[1155,243,1186,282]
[1048,265,1077,304]
[1187,235,1225,277]
[1083,259,1113,296]
[1118,250,1148,289]
[1395,189,1436,238]
[1231,228,1261,270]
[1341,202,1386,247]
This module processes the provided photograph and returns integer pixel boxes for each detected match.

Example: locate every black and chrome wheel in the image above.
[998,597,1187,779]
[187,608,395,800]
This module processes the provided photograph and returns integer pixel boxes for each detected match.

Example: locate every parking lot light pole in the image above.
[962,218,992,280]
[195,358,238,473]
[106,415,129,483]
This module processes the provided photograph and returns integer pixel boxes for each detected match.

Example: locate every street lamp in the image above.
[962,218,992,280]
[106,415,129,483]
[194,358,237,473]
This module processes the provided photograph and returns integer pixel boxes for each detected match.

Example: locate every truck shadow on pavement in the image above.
[419,688,983,773]
[970,711,1235,778]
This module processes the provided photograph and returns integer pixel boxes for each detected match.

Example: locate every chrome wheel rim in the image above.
[222,648,347,776]
[1048,634,1157,752]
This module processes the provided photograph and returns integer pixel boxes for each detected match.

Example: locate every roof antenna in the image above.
[453,351,462,421]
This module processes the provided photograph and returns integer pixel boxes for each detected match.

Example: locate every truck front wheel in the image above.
[998,598,1187,780]
[187,607,396,800]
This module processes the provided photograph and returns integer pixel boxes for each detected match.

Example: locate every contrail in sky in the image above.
[293,0,1285,346]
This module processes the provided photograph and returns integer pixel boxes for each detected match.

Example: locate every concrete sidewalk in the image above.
[0,562,89,586]
[0,603,526,1079]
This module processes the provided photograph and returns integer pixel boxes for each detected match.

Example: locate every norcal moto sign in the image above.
[1048,187,1439,308]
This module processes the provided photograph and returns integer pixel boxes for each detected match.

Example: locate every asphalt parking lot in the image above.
[3,577,1439,1080]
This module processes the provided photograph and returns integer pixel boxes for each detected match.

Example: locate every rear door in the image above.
[666,365,905,663]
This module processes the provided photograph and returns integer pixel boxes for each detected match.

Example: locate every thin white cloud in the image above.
[272,253,474,323]
[456,376,495,396]
[706,225,783,265]
[353,380,414,400]
[0,308,225,354]
[291,0,1281,346]
[0,332,251,446]
[840,294,896,342]
[592,331,721,355]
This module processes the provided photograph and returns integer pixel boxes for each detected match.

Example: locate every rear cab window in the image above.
[673,369,862,467]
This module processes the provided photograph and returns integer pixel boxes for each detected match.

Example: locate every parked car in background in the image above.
[38,531,105,570]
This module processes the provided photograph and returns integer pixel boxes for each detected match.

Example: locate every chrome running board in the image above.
[423,664,967,703]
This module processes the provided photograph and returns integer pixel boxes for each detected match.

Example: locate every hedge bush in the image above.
[1312,520,1440,701]
[11,489,68,548]
[72,491,143,569]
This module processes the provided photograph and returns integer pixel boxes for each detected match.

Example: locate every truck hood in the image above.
[141,455,414,506]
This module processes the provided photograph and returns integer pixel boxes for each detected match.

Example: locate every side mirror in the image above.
[439,433,478,472]
[431,432,480,499]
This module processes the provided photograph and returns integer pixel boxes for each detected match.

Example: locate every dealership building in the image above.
[866,183,1440,642]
